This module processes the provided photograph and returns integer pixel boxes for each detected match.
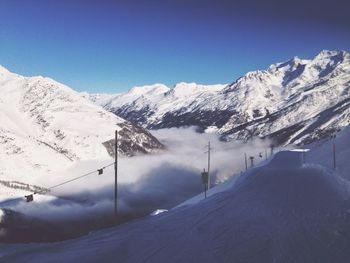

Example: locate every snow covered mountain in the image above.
[2,114,350,261]
[89,50,350,145]
[0,65,163,180]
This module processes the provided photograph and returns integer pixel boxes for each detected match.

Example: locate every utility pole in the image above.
[206,141,211,190]
[270,144,274,156]
[201,168,208,199]
[249,156,254,167]
[332,134,336,170]
[302,144,306,164]
[244,152,248,171]
[114,130,118,221]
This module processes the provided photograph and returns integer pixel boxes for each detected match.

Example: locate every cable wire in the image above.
[33,162,115,195]
[1,162,113,207]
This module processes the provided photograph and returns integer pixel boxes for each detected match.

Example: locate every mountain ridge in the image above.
[89,49,350,145]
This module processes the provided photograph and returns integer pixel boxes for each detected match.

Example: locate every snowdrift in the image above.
[307,125,350,180]
[2,150,350,262]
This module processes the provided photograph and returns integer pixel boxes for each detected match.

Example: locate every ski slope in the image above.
[2,148,350,262]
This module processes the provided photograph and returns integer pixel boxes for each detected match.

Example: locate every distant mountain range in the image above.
[0,66,163,179]
[88,50,350,145]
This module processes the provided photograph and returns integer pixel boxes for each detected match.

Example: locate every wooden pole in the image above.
[333,141,336,170]
[204,171,207,199]
[201,169,208,199]
[250,156,254,167]
[114,130,118,220]
[207,141,211,190]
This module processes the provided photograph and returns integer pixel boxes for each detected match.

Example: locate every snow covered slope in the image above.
[90,50,350,145]
[0,66,163,180]
[2,150,350,262]
[306,125,350,180]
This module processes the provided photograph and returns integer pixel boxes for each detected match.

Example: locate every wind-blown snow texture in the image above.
[89,50,350,145]
[0,66,163,180]
[2,150,350,262]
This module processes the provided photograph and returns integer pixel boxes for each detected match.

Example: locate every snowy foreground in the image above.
[1,150,350,263]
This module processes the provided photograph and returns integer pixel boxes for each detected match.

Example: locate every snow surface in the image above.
[2,148,350,262]
[306,125,350,180]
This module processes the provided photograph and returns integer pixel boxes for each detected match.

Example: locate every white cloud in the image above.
[2,127,275,241]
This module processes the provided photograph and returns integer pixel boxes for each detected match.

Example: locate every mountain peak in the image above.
[173,82,198,89]
[128,84,170,96]
[289,56,303,65]
[0,65,11,75]
[167,82,226,98]
[314,49,348,61]
[317,49,342,56]
[270,56,309,72]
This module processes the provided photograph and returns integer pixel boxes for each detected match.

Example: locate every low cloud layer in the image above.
[1,127,274,242]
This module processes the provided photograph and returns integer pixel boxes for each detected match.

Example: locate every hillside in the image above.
[89,50,350,145]
[0,66,163,180]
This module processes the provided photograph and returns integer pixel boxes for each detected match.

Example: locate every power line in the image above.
[1,129,120,217]
[0,162,115,208]
[20,162,115,202]
[43,163,114,193]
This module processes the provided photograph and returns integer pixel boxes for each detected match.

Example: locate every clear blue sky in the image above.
[0,0,349,92]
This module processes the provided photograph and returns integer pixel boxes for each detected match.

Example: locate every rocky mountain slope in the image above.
[0,66,163,180]
[89,50,350,145]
